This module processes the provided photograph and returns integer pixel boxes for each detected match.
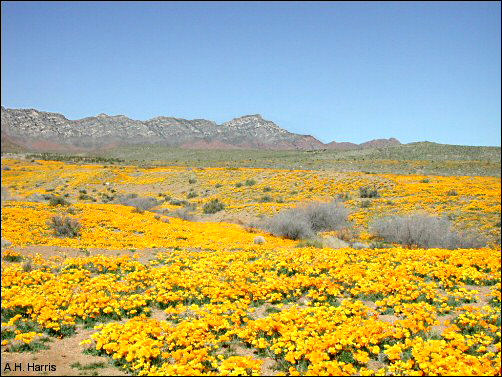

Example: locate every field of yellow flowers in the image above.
[1,157,501,376]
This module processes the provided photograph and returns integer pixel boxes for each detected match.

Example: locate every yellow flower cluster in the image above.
[1,201,294,250]
[1,246,500,375]
[1,157,500,375]
[14,331,43,344]
[2,158,500,243]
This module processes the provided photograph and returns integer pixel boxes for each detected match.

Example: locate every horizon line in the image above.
[2,105,500,148]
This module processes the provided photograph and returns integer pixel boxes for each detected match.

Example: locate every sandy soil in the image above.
[1,326,129,376]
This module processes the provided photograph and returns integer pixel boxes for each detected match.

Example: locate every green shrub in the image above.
[188,178,197,184]
[79,193,96,202]
[99,192,115,203]
[259,195,273,203]
[203,199,225,214]
[245,179,256,186]
[360,200,371,208]
[159,194,171,202]
[187,191,198,199]
[49,195,70,206]
[235,182,243,188]
[169,198,189,206]
[263,186,272,192]
[3,253,22,263]
[447,189,458,196]
[359,186,380,198]
[48,215,82,238]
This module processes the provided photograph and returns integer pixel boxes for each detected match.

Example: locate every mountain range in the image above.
[1,107,401,152]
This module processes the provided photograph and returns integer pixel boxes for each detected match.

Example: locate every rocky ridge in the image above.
[1,107,400,151]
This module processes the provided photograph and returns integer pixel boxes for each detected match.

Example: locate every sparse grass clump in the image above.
[117,194,159,213]
[360,199,371,208]
[337,192,351,201]
[169,209,196,221]
[369,241,392,249]
[187,190,198,199]
[48,215,82,238]
[265,201,350,240]
[66,207,79,215]
[1,186,9,201]
[22,260,33,272]
[71,362,106,371]
[296,238,324,248]
[370,213,487,249]
[203,199,225,214]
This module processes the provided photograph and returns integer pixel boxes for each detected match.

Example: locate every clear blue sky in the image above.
[2,1,500,146]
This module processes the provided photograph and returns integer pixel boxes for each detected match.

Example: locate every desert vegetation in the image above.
[1,155,500,376]
[369,214,487,249]
[13,142,501,176]
[116,194,160,213]
[265,201,350,240]
[47,215,82,238]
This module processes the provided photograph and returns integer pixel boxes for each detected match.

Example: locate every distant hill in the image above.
[1,107,400,152]
[325,137,401,150]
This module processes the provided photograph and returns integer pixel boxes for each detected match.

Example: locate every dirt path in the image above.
[1,327,129,376]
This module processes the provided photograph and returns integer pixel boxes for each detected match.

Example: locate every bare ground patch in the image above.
[1,326,129,376]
